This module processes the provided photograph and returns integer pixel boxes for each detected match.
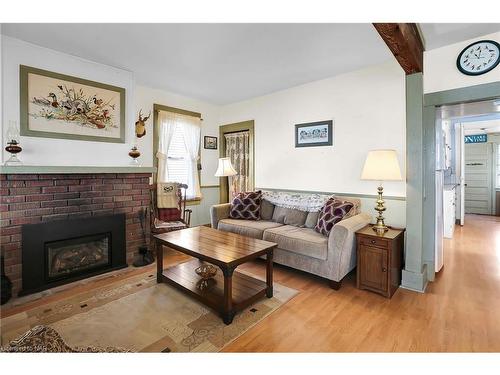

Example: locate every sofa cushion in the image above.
[263,225,328,260]
[334,196,361,218]
[229,190,262,220]
[284,209,307,227]
[260,199,275,220]
[271,206,287,223]
[272,206,307,227]
[218,219,283,239]
[315,198,354,236]
[304,211,319,229]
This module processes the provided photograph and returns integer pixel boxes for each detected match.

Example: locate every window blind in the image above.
[166,123,189,185]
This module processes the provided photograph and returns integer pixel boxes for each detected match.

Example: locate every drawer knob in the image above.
[382,267,387,273]
[371,240,376,244]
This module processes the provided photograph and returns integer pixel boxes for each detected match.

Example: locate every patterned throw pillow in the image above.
[314,198,354,236]
[229,190,262,220]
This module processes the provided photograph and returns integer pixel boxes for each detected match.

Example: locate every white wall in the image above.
[134,85,220,186]
[1,36,222,181]
[1,35,137,166]
[1,35,409,226]
[0,28,3,154]
[424,31,500,94]
[134,85,222,226]
[0,35,221,225]
[219,60,407,227]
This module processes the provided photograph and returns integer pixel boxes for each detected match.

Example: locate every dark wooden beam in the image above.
[373,23,424,75]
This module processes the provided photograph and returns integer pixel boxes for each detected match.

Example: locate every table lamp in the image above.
[361,149,402,235]
[215,157,238,196]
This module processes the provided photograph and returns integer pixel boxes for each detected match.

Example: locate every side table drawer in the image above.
[359,236,388,249]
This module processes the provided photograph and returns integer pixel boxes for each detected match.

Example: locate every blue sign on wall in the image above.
[464,134,487,144]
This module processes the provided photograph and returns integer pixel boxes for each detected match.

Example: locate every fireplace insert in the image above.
[21,214,126,295]
[46,232,111,281]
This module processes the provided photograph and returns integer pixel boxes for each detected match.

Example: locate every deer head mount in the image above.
[135,109,151,138]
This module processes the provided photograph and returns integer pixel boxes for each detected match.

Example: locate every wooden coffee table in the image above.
[153,226,277,325]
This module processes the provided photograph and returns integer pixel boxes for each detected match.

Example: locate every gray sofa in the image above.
[210,196,371,289]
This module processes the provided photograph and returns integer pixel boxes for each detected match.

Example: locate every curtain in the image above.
[156,110,177,183]
[225,131,251,197]
[182,115,202,200]
[156,110,201,200]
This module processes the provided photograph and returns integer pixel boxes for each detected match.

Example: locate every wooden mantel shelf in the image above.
[0,165,157,174]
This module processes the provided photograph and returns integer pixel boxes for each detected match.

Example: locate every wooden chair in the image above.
[150,183,192,234]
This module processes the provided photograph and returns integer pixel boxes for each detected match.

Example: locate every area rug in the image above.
[0,268,297,352]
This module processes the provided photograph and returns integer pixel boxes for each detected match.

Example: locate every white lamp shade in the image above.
[215,157,237,177]
[361,149,402,181]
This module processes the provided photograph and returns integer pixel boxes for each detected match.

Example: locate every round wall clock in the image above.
[456,40,500,76]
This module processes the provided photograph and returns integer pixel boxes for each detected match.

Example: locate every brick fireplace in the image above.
[0,171,152,297]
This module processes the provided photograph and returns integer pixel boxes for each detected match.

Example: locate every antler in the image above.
[138,109,143,121]
[143,110,151,122]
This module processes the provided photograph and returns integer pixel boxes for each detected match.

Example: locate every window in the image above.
[166,123,189,187]
[156,108,202,200]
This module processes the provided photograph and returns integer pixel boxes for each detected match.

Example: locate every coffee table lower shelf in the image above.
[160,259,269,324]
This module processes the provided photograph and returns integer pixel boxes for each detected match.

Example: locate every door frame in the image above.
[219,120,255,203]
[459,123,465,225]
[423,81,500,282]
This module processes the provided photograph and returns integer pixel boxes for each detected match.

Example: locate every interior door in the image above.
[464,142,494,215]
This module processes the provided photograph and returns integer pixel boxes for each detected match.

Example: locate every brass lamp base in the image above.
[373,185,389,236]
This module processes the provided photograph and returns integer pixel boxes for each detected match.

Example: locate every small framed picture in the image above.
[295,120,333,148]
[204,136,218,150]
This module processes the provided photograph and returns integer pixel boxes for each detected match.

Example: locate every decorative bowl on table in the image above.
[195,264,217,291]
[195,264,217,280]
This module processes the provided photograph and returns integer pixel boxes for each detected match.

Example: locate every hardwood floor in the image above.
[2,214,499,351]
[224,214,500,352]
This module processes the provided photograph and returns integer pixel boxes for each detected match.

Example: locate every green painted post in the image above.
[402,73,428,292]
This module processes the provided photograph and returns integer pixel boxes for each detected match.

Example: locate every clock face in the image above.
[457,40,500,76]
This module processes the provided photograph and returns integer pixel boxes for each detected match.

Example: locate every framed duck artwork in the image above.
[20,65,126,143]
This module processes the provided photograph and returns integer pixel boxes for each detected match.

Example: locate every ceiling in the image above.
[3,23,500,105]
[440,98,500,134]
[419,23,500,50]
[440,98,500,120]
[1,23,392,105]
[462,118,500,135]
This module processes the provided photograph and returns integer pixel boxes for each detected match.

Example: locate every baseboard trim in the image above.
[401,265,428,293]
[400,283,427,294]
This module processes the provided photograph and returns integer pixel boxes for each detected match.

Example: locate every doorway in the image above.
[438,100,500,226]
[219,120,255,203]
[433,97,500,276]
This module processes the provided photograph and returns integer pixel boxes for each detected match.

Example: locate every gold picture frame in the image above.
[20,65,126,143]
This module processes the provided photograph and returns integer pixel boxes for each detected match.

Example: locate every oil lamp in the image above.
[4,121,23,166]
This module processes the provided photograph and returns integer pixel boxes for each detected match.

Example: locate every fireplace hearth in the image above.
[21,214,126,295]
